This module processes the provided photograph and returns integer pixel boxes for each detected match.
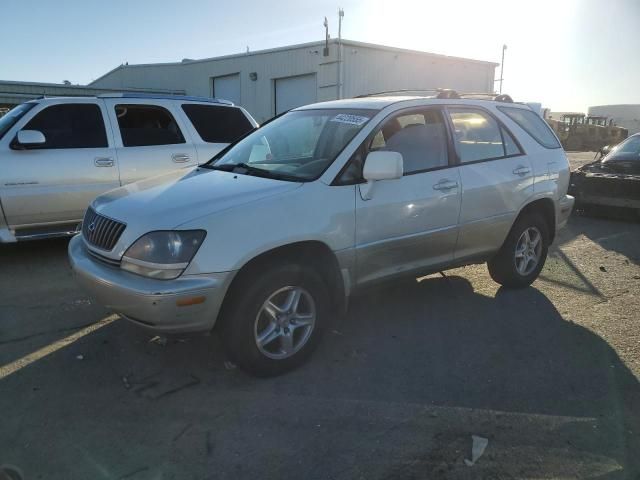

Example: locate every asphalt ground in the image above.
[1,152,638,479]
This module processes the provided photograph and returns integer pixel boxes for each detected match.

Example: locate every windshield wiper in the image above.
[205,163,302,182]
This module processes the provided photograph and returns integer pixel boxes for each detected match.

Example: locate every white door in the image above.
[275,74,317,115]
[212,74,241,105]
[102,99,197,184]
[446,107,534,260]
[0,101,119,229]
[354,108,461,285]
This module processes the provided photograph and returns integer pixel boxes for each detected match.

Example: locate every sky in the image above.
[1,0,639,112]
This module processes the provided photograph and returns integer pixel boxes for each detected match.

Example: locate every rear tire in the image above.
[219,263,329,377]
[487,212,550,288]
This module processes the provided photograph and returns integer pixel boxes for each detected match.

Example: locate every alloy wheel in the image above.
[254,286,316,360]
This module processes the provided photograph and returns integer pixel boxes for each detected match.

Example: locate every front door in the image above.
[102,99,197,184]
[0,101,119,229]
[354,107,461,285]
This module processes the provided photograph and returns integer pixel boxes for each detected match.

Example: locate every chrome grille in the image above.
[82,207,126,251]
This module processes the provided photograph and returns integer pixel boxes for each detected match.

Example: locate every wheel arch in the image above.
[218,240,347,327]
[515,197,556,243]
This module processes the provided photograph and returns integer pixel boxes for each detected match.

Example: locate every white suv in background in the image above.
[0,94,257,242]
[70,92,575,376]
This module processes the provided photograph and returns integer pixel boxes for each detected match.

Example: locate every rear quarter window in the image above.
[182,104,253,143]
[498,106,561,149]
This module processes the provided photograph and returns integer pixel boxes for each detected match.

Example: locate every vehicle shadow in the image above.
[557,212,640,266]
[1,272,638,479]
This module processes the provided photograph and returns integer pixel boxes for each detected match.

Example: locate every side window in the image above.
[115,104,185,147]
[22,104,107,149]
[497,106,561,149]
[370,109,449,174]
[448,108,506,163]
[502,127,522,156]
[181,104,253,143]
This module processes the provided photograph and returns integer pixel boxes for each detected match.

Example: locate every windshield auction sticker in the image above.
[330,114,369,126]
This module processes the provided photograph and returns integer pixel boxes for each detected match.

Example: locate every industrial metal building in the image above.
[89,39,498,123]
[588,104,640,135]
[0,80,183,112]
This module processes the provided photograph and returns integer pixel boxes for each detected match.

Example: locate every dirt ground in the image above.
[1,153,639,479]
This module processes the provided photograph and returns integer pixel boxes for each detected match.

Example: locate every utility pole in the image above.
[499,44,507,94]
[323,17,330,56]
[337,8,344,99]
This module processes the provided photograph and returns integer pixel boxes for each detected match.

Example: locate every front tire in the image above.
[219,263,329,377]
[487,212,550,288]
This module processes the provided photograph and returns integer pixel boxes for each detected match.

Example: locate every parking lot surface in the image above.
[1,173,639,478]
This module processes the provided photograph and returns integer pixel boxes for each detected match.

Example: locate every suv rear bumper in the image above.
[68,235,235,334]
[557,194,575,230]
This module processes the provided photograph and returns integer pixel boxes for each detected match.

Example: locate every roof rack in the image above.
[355,88,455,99]
[96,92,234,105]
[355,89,514,103]
[457,92,514,103]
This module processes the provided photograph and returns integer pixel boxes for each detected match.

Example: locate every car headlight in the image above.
[121,230,206,280]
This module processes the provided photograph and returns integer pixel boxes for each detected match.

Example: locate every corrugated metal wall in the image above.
[341,44,494,98]
[90,41,496,123]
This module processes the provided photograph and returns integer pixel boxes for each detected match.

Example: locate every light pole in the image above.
[499,44,507,94]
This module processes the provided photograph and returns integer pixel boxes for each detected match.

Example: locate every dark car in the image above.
[569,133,640,212]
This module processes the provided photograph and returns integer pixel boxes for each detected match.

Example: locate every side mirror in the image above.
[360,151,403,200]
[600,145,611,157]
[363,151,403,181]
[13,130,46,149]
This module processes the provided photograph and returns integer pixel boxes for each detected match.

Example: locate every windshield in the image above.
[606,135,640,159]
[0,102,37,140]
[208,109,375,181]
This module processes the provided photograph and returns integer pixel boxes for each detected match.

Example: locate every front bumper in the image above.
[556,194,575,230]
[68,235,236,334]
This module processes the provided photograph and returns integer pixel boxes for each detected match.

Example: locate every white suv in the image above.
[69,92,574,376]
[0,94,257,242]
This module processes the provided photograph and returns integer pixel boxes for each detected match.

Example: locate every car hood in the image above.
[91,168,303,230]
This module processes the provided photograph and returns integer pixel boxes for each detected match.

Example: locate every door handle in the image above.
[512,165,531,176]
[432,179,458,191]
[94,157,114,167]
[172,153,191,163]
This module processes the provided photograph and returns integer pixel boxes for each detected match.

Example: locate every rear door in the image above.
[103,98,197,184]
[0,100,119,229]
[446,106,533,260]
[179,103,256,163]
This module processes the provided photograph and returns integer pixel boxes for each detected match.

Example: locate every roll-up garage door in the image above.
[212,74,241,105]
[274,74,317,115]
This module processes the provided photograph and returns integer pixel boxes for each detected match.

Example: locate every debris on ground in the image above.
[75,354,84,361]
[148,336,167,346]
[223,360,237,370]
[331,329,343,336]
[464,435,489,466]
[599,266,607,272]
[122,376,131,390]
